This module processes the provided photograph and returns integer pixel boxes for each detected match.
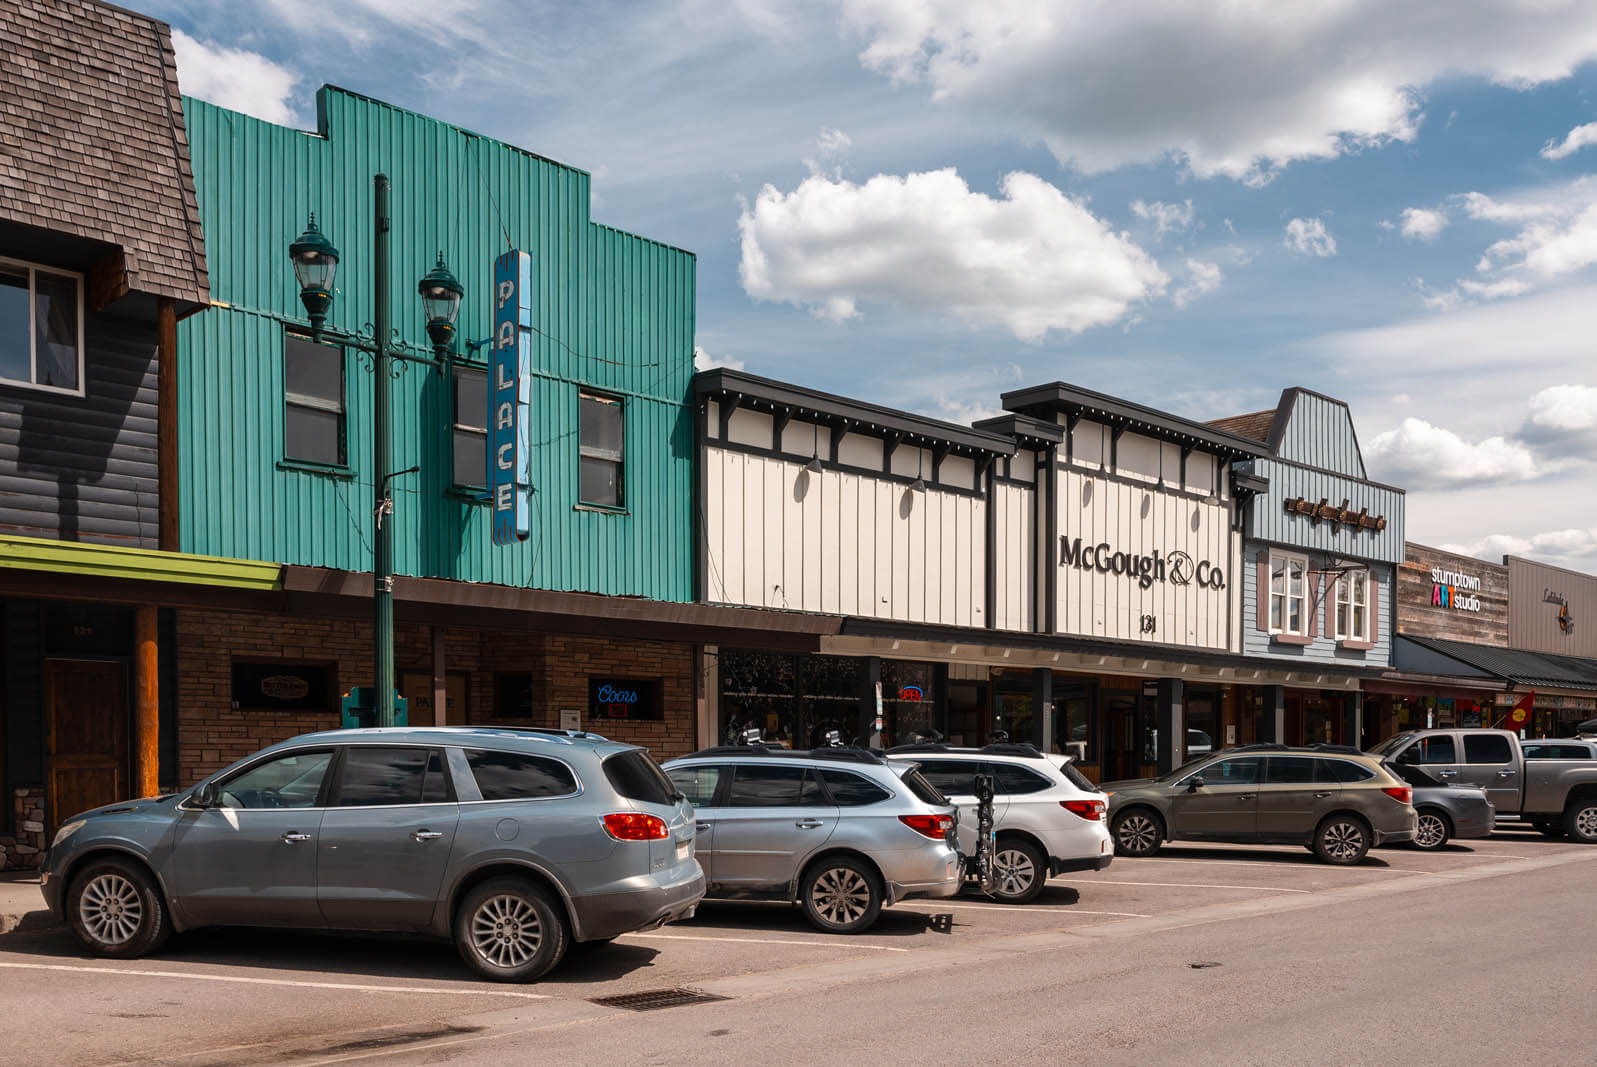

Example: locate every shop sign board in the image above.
[489,250,533,545]
[1431,566,1483,613]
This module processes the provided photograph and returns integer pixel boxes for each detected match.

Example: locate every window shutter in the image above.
[1256,552,1269,631]
[1369,578,1380,643]
[1307,571,1321,638]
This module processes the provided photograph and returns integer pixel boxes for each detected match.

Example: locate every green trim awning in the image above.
[0,536,283,591]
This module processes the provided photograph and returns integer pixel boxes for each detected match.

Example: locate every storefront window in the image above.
[880,661,935,748]
[803,656,860,747]
[1054,686,1093,761]
[1186,691,1220,756]
[717,651,862,748]
[994,674,1033,745]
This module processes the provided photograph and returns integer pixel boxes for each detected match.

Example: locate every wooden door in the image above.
[46,660,129,831]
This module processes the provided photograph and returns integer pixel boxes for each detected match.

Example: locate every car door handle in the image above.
[411,830,444,842]
[695,822,712,833]
[1437,770,1458,778]
[1496,770,1517,778]
[1236,794,1254,801]
[281,832,311,844]
[1314,792,1332,798]
[795,819,825,829]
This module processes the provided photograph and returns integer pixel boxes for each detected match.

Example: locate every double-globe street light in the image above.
[289,174,465,727]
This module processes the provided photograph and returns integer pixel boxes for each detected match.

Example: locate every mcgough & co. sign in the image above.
[1060,537,1226,590]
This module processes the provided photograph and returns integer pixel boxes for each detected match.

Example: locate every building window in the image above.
[0,256,83,394]
[579,390,624,508]
[283,333,346,466]
[1269,552,1308,635]
[452,364,487,487]
[1335,568,1370,642]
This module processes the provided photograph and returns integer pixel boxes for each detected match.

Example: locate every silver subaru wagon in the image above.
[40,727,704,982]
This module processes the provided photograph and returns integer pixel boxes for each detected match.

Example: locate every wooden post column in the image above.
[134,604,160,797]
[430,626,447,726]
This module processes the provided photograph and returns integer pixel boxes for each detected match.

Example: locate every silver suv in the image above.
[663,747,961,933]
[40,728,704,982]
[885,743,1113,903]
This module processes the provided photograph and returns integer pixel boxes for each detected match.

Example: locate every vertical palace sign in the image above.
[490,250,532,545]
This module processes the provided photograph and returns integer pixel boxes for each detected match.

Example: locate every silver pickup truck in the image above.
[1367,730,1597,843]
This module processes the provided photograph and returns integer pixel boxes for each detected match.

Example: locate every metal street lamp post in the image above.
[289,174,463,727]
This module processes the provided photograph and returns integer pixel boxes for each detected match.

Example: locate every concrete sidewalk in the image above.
[0,870,46,933]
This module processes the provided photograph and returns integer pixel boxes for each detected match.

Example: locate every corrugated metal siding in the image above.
[1274,393,1368,479]
[1244,460,1404,564]
[178,90,694,600]
[1241,542,1393,666]
[0,312,159,548]
[1508,557,1597,658]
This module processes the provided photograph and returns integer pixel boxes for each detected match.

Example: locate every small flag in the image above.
[1500,691,1534,734]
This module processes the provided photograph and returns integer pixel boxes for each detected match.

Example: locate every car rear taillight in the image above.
[601,812,670,840]
[899,814,954,840]
[1061,799,1106,821]
[1382,786,1413,805]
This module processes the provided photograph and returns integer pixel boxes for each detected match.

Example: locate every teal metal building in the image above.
[179,86,696,601]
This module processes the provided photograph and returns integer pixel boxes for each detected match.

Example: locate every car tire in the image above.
[454,877,569,982]
[66,858,169,959]
[1411,809,1451,851]
[1312,814,1371,865]
[799,856,883,934]
[1111,809,1164,858]
[1562,799,1597,844]
[989,838,1048,904]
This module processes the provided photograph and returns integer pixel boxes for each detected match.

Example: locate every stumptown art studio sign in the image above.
[1059,537,1226,590]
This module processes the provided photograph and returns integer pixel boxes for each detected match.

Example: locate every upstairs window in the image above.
[0,257,83,395]
[1269,552,1308,636]
[283,333,346,466]
[452,364,487,487]
[1335,568,1370,642]
[579,390,624,508]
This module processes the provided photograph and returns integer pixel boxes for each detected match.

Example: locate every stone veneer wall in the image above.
[0,788,46,870]
[175,609,698,785]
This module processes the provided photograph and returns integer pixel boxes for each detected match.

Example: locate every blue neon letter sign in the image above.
[490,250,532,545]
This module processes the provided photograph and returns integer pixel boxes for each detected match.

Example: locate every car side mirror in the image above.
[1186,776,1205,792]
[190,782,218,809]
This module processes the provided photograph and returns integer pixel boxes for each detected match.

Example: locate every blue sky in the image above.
[149,0,1597,573]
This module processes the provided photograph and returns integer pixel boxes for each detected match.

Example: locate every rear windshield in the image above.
[1367,734,1415,756]
[602,750,680,805]
[1056,760,1097,792]
[896,766,949,806]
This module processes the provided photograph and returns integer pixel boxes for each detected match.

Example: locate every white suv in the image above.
[885,743,1113,903]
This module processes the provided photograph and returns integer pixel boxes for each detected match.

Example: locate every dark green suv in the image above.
[1102,745,1418,865]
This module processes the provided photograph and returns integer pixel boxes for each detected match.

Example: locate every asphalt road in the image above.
[2,830,1593,1065]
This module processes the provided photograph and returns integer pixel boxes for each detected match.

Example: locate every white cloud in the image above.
[171,29,301,126]
[693,345,746,372]
[841,0,1597,182]
[805,128,853,178]
[1131,199,1194,238]
[737,167,1167,341]
[1541,121,1597,160]
[1527,383,1597,431]
[1284,217,1336,257]
[1478,201,1597,280]
[1400,207,1448,240]
[1442,528,1597,570]
[1366,417,1538,488]
[1419,176,1597,305]
[1172,259,1223,308]
[928,395,1005,425]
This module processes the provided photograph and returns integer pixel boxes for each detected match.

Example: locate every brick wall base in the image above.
[176,610,699,785]
[0,788,46,870]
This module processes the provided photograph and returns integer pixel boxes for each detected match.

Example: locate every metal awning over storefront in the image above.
[1390,635,1597,695]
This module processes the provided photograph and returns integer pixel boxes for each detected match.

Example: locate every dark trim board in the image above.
[702,439,987,499]
[1003,381,1269,460]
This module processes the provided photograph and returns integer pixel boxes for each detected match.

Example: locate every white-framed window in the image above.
[0,255,85,395]
[1335,568,1370,642]
[578,390,624,508]
[1269,551,1308,636]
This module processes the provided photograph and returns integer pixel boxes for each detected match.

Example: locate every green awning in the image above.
[0,536,282,591]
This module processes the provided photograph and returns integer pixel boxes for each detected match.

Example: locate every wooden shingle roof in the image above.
[0,0,208,308]
[1207,409,1275,443]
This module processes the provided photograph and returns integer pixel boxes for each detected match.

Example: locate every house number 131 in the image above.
[1139,614,1158,634]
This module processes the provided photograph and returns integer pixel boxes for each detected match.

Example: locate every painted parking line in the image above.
[1070,879,1313,893]
[0,961,549,998]
[893,901,1150,917]
[622,932,909,952]
[1126,857,1445,876]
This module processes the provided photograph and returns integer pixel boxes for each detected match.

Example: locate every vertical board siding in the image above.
[0,313,160,548]
[992,482,1034,631]
[178,91,694,600]
[1245,460,1404,564]
[1054,470,1235,651]
[1275,393,1368,479]
[701,447,984,627]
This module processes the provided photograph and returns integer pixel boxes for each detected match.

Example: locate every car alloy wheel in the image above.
[1113,811,1162,857]
[810,867,871,926]
[990,840,1046,903]
[1316,818,1368,864]
[1568,802,1597,843]
[1413,811,1449,850]
[78,872,143,947]
[470,894,545,969]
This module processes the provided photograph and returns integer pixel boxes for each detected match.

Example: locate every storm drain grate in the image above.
[590,988,731,1012]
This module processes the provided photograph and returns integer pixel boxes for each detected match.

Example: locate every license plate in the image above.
[675,840,690,863]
